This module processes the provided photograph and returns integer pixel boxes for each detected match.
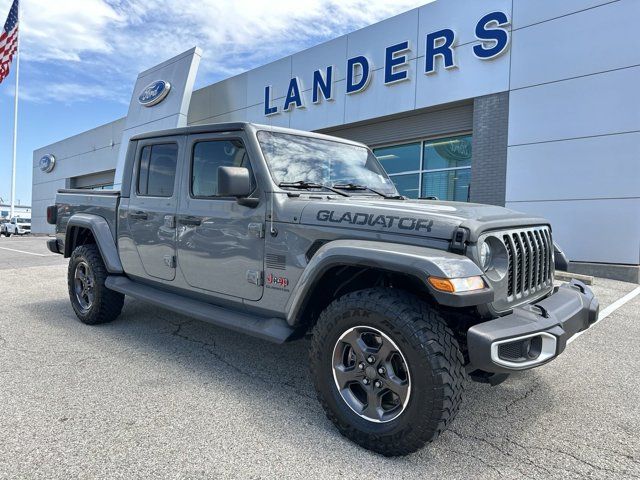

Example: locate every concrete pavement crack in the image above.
[449,428,553,478]
[448,446,504,477]
[505,435,640,479]
[504,383,538,414]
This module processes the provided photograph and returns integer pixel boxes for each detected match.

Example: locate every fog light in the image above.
[491,332,558,369]
[524,336,543,360]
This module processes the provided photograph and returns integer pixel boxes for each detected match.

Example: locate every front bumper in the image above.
[467,279,599,373]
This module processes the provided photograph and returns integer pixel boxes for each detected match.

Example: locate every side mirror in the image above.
[218,166,251,198]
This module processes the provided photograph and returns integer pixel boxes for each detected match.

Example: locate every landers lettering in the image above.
[317,210,432,232]
[264,11,510,115]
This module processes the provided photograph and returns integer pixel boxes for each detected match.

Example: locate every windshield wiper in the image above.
[278,181,350,197]
[332,183,405,200]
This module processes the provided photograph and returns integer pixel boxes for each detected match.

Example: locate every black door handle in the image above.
[129,211,148,220]
[179,217,202,227]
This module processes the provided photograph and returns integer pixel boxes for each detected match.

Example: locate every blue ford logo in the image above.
[39,154,56,173]
[138,80,171,107]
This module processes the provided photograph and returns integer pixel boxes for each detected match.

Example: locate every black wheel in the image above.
[68,244,124,325]
[310,288,466,456]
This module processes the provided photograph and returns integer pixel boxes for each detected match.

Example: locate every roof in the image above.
[128,122,366,147]
[130,122,248,141]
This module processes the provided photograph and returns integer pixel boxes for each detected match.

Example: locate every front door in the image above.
[176,133,265,301]
[127,136,183,281]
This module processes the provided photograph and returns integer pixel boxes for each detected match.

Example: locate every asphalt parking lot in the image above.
[0,236,638,479]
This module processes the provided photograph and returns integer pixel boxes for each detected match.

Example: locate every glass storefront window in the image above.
[373,142,420,175]
[389,173,420,198]
[423,135,472,170]
[422,169,471,202]
[373,134,472,201]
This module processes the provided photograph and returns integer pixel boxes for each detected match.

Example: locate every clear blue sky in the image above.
[0,0,427,206]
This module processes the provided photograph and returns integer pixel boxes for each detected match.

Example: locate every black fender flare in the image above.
[64,213,123,274]
[285,239,492,325]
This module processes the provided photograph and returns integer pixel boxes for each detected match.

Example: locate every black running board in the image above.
[105,276,296,344]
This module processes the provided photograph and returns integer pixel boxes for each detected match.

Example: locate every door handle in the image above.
[129,211,148,220]
[178,217,202,227]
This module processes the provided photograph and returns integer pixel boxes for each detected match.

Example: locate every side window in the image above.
[191,139,254,197]
[137,143,178,197]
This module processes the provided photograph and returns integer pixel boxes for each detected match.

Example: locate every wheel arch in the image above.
[285,239,485,329]
[64,213,123,274]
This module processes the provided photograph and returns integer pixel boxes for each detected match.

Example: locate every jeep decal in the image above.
[316,210,433,232]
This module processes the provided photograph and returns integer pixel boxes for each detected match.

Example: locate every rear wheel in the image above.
[310,288,466,456]
[68,244,124,325]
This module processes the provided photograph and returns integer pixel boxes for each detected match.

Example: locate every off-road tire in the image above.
[68,244,124,325]
[309,288,466,456]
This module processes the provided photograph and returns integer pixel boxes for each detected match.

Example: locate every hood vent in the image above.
[306,240,329,262]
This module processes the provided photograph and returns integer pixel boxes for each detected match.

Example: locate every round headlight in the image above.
[480,242,492,271]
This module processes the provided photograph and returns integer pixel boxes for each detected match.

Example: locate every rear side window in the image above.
[137,143,178,197]
[191,139,254,197]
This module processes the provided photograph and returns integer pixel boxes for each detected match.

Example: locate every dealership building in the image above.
[32,0,639,282]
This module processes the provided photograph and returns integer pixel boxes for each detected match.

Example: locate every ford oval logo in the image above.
[39,154,56,173]
[138,80,171,107]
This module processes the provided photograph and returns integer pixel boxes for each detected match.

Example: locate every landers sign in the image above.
[264,11,510,116]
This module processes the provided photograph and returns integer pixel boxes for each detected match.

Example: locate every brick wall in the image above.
[470,92,509,206]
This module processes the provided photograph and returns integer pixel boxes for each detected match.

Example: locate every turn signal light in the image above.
[428,277,455,292]
[428,276,486,293]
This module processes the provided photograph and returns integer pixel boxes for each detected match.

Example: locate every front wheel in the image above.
[68,244,124,325]
[309,288,466,456]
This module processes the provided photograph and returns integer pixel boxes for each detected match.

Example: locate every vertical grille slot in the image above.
[543,229,553,282]
[513,234,523,294]
[527,231,538,288]
[499,226,553,302]
[504,234,514,296]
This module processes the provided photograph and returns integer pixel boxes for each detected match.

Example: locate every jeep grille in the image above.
[503,227,553,300]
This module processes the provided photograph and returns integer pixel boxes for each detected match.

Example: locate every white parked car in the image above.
[1,217,31,236]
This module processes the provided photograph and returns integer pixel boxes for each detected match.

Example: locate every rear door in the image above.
[176,132,265,300]
[127,136,183,281]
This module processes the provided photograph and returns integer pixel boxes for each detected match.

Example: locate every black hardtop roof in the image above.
[130,122,248,141]
[128,122,366,147]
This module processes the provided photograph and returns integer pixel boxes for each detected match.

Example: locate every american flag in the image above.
[0,0,18,84]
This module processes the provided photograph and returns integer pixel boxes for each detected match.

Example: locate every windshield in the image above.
[16,218,30,224]
[257,131,397,195]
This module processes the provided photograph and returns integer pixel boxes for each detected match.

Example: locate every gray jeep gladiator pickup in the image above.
[47,123,599,456]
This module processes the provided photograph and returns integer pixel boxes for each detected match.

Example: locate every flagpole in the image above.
[9,1,19,219]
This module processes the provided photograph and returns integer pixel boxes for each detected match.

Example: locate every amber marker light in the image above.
[428,276,486,293]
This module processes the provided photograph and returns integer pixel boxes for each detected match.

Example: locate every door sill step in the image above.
[105,276,296,344]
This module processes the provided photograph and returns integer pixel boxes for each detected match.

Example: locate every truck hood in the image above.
[299,197,549,242]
